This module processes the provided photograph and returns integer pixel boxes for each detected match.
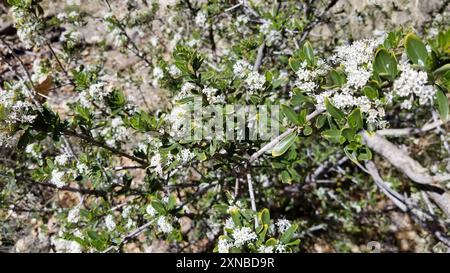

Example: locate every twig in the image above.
[63,129,149,166]
[246,173,259,228]
[248,108,324,163]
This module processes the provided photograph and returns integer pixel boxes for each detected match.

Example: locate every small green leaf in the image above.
[325,97,345,121]
[433,64,450,76]
[303,41,315,66]
[272,131,298,157]
[321,129,342,144]
[303,125,313,136]
[289,57,301,72]
[151,200,166,214]
[260,208,271,226]
[315,114,327,129]
[436,89,449,122]
[281,105,300,125]
[373,48,397,80]
[363,86,379,100]
[348,108,363,129]
[280,224,298,244]
[281,170,292,184]
[405,33,429,67]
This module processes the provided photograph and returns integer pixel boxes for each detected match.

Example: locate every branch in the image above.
[376,119,447,137]
[362,132,450,217]
[248,108,324,164]
[63,129,149,166]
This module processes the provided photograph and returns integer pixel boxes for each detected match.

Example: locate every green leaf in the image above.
[281,105,300,125]
[373,49,397,80]
[315,114,327,129]
[363,86,379,100]
[151,200,166,214]
[321,129,342,144]
[272,131,298,157]
[265,238,278,246]
[325,97,345,121]
[281,170,292,184]
[303,125,313,136]
[280,224,298,244]
[341,127,357,141]
[303,41,315,66]
[260,208,271,226]
[289,57,301,72]
[348,108,363,129]
[433,64,450,76]
[436,89,449,122]
[405,33,429,67]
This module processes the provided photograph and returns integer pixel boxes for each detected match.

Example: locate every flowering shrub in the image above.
[0,0,450,253]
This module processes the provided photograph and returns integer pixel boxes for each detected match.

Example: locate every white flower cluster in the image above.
[67,207,80,224]
[294,60,329,93]
[332,38,383,89]
[0,84,38,125]
[178,149,195,164]
[157,216,173,234]
[166,104,191,139]
[218,238,233,253]
[105,214,116,231]
[50,169,66,188]
[11,7,46,49]
[217,226,259,253]
[392,56,436,109]
[152,67,164,87]
[55,153,71,166]
[100,117,128,148]
[244,71,266,92]
[233,60,252,77]
[175,82,197,100]
[194,11,208,28]
[275,218,291,233]
[150,153,163,175]
[53,238,82,253]
[232,227,258,247]
[79,80,111,107]
[169,65,181,78]
[299,38,388,128]
[202,87,225,104]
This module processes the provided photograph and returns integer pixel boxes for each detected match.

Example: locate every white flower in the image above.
[258,245,274,253]
[233,60,252,77]
[146,204,157,217]
[194,11,208,27]
[218,238,232,253]
[53,239,82,253]
[111,117,123,128]
[275,243,287,253]
[178,149,194,163]
[105,215,116,231]
[224,218,235,230]
[68,207,80,223]
[157,216,173,234]
[153,67,164,79]
[276,218,291,233]
[202,87,225,104]
[245,72,265,92]
[76,163,89,175]
[150,153,163,175]
[50,170,65,188]
[55,154,70,166]
[169,65,181,78]
[393,61,436,106]
[232,227,257,247]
